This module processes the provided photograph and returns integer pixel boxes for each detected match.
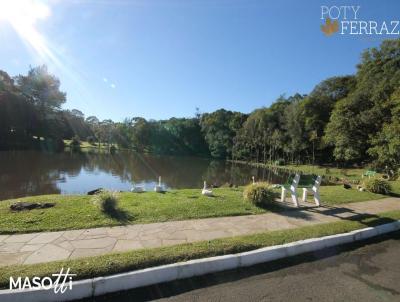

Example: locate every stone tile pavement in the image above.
[0,198,399,266]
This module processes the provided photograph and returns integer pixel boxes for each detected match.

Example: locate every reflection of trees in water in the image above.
[0,150,83,199]
[202,161,289,186]
[99,152,212,188]
[0,150,293,200]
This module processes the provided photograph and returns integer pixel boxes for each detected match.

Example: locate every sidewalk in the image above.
[0,198,399,266]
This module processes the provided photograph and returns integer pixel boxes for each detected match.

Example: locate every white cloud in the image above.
[103,77,108,82]
[110,83,116,89]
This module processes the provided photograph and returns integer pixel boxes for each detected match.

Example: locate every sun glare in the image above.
[0,0,50,23]
[0,0,53,60]
[0,0,88,96]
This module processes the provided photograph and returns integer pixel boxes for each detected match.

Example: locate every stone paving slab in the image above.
[0,197,399,266]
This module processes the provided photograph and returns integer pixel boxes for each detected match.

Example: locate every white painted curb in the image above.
[1,220,399,302]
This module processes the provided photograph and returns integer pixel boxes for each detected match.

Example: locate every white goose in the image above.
[201,181,213,196]
[154,176,164,192]
[131,183,145,193]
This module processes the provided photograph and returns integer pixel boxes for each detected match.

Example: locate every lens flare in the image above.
[0,0,52,59]
[0,0,93,105]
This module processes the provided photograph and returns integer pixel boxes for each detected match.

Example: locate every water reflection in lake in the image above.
[0,150,291,200]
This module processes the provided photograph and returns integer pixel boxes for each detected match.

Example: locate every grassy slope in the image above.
[308,185,386,204]
[237,161,381,181]
[63,140,118,150]
[390,180,400,195]
[1,210,399,289]
[0,188,263,234]
[0,185,389,234]
[281,164,373,180]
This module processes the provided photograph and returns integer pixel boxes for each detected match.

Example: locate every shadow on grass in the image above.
[102,208,134,223]
[258,195,400,227]
[253,195,317,221]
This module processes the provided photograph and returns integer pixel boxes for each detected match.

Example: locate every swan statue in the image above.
[201,181,213,196]
[154,176,164,192]
[131,183,145,193]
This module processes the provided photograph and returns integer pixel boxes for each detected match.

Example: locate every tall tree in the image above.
[324,39,400,164]
[200,109,246,158]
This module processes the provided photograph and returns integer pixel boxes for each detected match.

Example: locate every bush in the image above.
[274,159,285,166]
[92,190,119,213]
[87,136,96,145]
[70,135,81,151]
[363,179,392,195]
[243,182,277,206]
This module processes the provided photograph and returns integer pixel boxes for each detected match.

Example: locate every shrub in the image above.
[274,159,285,166]
[70,135,81,151]
[363,178,392,195]
[87,136,96,145]
[92,190,119,213]
[243,182,277,206]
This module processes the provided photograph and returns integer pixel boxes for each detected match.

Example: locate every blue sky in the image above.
[0,0,399,121]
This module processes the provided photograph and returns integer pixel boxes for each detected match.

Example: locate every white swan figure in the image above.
[131,183,145,193]
[201,181,213,196]
[154,176,164,192]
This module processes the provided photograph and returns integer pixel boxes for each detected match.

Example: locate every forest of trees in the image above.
[1,39,399,169]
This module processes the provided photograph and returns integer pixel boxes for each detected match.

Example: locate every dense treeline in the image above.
[0,39,399,169]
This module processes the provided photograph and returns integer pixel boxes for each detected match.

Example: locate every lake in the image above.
[0,150,291,200]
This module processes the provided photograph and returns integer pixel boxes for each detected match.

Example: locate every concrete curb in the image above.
[1,220,400,302]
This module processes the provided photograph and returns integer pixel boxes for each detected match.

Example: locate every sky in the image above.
[0,0,399,121]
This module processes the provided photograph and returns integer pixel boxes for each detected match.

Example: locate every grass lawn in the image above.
[270,185,386,205]
[280,164,374,180]
[1,209,399,289]
[63,139,119,150]
[390,180,400,195]
[0,185,389,234]
[236,160,381,181]
[0,188,263,234]
[308,185,386,204]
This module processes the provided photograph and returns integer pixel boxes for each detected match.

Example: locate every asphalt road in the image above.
[83,231,400,302]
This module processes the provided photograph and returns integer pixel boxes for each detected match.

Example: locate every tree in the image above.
[325,39,400,164]
[0,70,37,149]
[302,76,356,162]
[16,65,66,111]
[200,109,246,158]
[368,88,400,168]
[15,65,67,140]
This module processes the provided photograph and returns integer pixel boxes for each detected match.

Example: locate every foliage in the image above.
[243,183,277,206]
[1,39,400,169]
[363,178,392,195]
[92,190,119,214]
[70,135,81,146]
[87,136,96,145]
[368,88,400,167]
[200,109,247,158]
[324,39,400,164]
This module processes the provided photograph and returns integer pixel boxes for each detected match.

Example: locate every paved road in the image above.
[87,231,400,302]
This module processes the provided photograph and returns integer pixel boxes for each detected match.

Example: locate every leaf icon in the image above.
[321,18,339,36]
